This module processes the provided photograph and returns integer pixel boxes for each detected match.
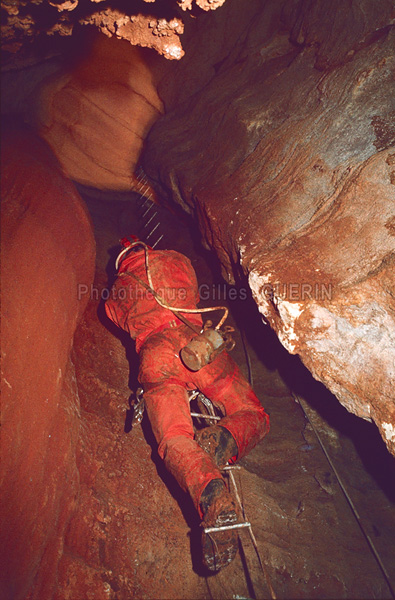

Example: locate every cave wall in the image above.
[0,124,95,600]
[1,2,394,597]
[143,0,395,453]
[1,1,394,455]
[31,34,165,191]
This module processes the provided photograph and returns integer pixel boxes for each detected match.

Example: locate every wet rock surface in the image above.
[2,0,393,452]
[0,125,95,600]
[1,0,188,61]
[143,0,395,453]
[53,190,395,599]
[31,35,164,191]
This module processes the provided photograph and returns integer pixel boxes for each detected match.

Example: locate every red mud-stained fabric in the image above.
[139,326,269,513]
[106,251,269,514]
[105,249,203,351]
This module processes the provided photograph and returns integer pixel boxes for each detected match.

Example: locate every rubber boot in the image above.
[195,425,238,470]
[200,479,239,572]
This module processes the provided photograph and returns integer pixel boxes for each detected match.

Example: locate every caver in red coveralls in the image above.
[105,246,270,520]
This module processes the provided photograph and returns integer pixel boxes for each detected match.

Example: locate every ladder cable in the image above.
[294,393,395,600]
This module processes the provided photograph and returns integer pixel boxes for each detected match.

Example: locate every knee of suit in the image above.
[219,407,270,459]
[157,424,195,459]
[143,381,193,447]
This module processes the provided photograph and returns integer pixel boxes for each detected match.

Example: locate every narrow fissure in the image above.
[2,2,394,597]
[66,183,395,599]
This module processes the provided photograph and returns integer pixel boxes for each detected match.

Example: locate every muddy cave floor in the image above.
[64,186,395,600]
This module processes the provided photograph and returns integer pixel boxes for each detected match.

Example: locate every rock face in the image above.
[0,124,95,600]
[143,0,395,453]
[43,192,395,600]
[31,34,164,191]
[1,2,395,598]
[1,0,225,61]
[1,0,184,60]
[2,0,393,453]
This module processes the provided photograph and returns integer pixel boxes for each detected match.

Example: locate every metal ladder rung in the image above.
[190,412,221,421]
[204,521,252,534]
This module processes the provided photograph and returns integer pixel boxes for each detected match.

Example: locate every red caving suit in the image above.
[105,248,270,515]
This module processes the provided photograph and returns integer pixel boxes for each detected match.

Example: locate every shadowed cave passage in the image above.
[1,0,395,598]
[66,185,395,599]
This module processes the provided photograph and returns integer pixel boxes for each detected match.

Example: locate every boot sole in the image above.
[202,511,238,572]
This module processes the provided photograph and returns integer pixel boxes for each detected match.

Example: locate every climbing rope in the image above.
[115,240,229,331]
[229,321,276,598]
[240,329,395,599]
[240,326,254,388]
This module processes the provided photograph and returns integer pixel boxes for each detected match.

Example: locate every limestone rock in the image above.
[144,1,395,453]
[82,11,185,60]
[31,34,164,190]
[0,124,95,600]
[0,0,218,61]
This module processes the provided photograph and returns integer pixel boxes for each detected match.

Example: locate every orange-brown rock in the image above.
[82,11,185,60]
[178,0,226,11]
[0,123,95,600]
[31,34,164,191]
[144,0,395,454]
[0,0,212,60]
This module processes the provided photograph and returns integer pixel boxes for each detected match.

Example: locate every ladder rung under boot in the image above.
[204,522,252,534]
[190,412,221,420]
